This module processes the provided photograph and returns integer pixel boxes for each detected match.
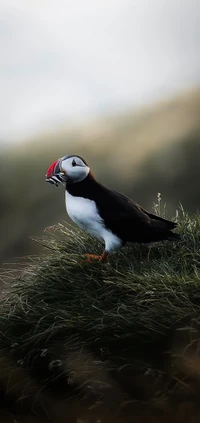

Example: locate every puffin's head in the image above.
[45,155,90,186]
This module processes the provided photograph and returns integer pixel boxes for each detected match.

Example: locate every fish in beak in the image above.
[45,159,65,187]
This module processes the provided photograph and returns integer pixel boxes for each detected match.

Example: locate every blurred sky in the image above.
[0,0,200,144]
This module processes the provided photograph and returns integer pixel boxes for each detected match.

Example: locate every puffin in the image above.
[45,155,180,262]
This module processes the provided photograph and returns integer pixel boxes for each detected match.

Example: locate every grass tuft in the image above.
[0,207,200,421]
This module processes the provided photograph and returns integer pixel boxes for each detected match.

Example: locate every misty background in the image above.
[0,0,200,263]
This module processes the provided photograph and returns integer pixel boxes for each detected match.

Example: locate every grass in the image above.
[0,205,200,422]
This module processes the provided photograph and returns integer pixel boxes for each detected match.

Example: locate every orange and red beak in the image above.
[46,159,64,186]
[46,159,60,179]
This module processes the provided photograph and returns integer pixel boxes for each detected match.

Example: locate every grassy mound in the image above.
[1,208,200,422]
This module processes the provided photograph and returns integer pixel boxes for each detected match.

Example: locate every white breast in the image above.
[65,192,122,253]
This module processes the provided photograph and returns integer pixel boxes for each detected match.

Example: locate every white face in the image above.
[61,155,90,183]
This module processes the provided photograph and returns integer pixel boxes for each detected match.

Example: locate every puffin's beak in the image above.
[45,159,65,186]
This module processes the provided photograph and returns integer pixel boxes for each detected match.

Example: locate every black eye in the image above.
[72,159,77,167]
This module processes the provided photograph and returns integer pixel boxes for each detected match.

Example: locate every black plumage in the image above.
[66,170,180,245]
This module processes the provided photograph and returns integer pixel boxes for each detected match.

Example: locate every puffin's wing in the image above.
[140,208,177,230]
[100,188,177,242]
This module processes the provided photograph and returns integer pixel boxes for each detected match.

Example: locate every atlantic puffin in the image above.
[45,155,180,262]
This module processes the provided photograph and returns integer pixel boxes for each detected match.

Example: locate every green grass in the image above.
[0,207,200,421]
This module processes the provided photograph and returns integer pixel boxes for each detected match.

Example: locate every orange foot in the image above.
[84,254,101,262]
[83,251,108,263]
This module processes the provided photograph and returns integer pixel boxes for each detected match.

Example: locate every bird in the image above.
[45,155,180,262]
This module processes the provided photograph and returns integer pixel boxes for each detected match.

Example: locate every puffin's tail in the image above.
[167,232,181,241]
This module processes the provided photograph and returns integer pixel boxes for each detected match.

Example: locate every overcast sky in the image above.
[0,0,200,143]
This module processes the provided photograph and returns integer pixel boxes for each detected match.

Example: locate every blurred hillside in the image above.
[0,88,200,263]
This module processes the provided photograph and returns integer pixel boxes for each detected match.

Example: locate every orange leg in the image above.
[84,254,101,262]
[99,251,108,262]
[83,251,108,263]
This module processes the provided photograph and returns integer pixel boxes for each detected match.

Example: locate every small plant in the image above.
[152,192,167,217]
